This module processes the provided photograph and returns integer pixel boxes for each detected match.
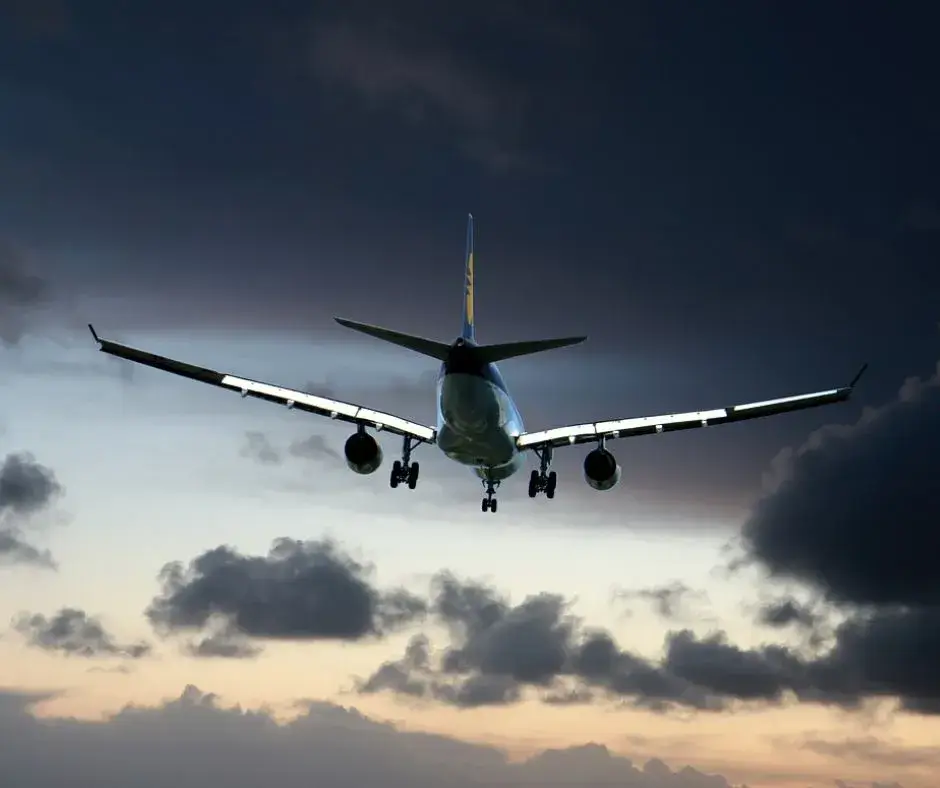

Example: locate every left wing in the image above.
[88,325,436,444]
[516,365,867,452]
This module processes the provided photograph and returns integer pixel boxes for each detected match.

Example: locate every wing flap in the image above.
[90,325,436,443]
[516,372,864,452]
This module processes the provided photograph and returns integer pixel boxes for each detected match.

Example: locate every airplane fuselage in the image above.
[435,338,526,481]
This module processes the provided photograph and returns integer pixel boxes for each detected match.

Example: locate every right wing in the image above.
[88,325,436,444]
[516,364,868,452]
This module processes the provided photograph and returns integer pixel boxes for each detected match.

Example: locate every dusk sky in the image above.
[1,2,939,787]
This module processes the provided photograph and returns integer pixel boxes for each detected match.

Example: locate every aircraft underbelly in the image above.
[437,374,518,470]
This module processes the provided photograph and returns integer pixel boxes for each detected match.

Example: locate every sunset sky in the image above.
[1,2,939,787]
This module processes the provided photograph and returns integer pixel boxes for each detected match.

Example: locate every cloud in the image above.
[0,239,53,347]
[145,538,427,654]
[615,581,710,621]
[800,734,940,769]
[302,6,536,173]
[184,621,262,660]
[756,597,821,631]
[12,608,151,659]
[0,452,63,569]
[360,572,721,712]
[0,683,755,788]
[288,434,341,462]
[357,566,940,717]
[724,361,940,715]
[240,431,283,465]
[0,530,55,568]
[740,362,940,608]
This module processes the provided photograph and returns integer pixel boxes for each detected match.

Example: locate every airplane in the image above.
[88,214,867,513]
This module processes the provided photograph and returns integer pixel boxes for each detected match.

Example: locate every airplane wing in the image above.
[88,325,436,444]
[516,364,868,452]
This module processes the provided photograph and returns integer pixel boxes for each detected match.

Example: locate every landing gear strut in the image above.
[389,436,420,490]
[527,447,557,498]
[481,478,500,513]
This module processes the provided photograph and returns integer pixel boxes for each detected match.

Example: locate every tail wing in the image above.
[476,336,587,363]
[334,318,451,360]
[462,213,476,342]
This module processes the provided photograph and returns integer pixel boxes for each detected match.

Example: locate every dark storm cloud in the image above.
[757,597,821,631]
[614,581,710,621]
[145,538,426,651]
[12,608,151,659]
[0,452,63,569]
[723,362,940,713]
[360,573,720,712]
[0,683,757,788]
[300,2,574,173]
[739,363,940,608]
[357,565,940,716]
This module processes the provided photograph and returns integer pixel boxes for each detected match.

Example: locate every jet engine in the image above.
[344,431,383,475]
[583,448,621,491]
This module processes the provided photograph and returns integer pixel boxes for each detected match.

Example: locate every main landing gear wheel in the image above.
[481,478,500,513]
[528,448,558,499]
[389,437,421,490]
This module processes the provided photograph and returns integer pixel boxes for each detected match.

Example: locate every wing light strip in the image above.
[595,409,727,433]
[517,423,596,447]
[733,390,839,411]
[221,375,435,441]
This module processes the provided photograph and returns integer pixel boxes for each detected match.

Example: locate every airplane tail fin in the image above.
[461,213,476,342]
[475,336,587,363]
[334,215,587,364]
[334,318,451,360]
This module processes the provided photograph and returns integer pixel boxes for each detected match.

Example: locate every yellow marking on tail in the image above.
[465,252,474,326]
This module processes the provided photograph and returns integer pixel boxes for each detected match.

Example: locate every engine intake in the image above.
[583,448,621,491]
[344,431,383,475]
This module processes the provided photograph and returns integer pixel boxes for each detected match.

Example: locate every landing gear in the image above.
[481,478,500,513]
[389,436,421,490]
[528,448,557,498]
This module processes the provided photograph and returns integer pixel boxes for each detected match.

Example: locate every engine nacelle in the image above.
[583,448,621,491]
[344,431,383,475]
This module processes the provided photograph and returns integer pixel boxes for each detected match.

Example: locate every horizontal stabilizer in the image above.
[476,336,587,363]
[335,317,452,360]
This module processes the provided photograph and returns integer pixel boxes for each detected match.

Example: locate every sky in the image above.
[1,1,939,786]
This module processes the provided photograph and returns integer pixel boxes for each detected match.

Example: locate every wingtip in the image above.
[87,323,101,345]
[849,362,869,388]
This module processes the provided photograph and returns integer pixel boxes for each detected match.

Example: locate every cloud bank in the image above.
[0,684,752,788]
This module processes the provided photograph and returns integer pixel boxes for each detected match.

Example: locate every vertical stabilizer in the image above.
[462,213,476,342]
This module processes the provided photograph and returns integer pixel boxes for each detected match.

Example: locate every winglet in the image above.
[88,323,101,346]
[849,362,869,388]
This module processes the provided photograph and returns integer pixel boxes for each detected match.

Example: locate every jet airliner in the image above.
[89,215,867,513]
